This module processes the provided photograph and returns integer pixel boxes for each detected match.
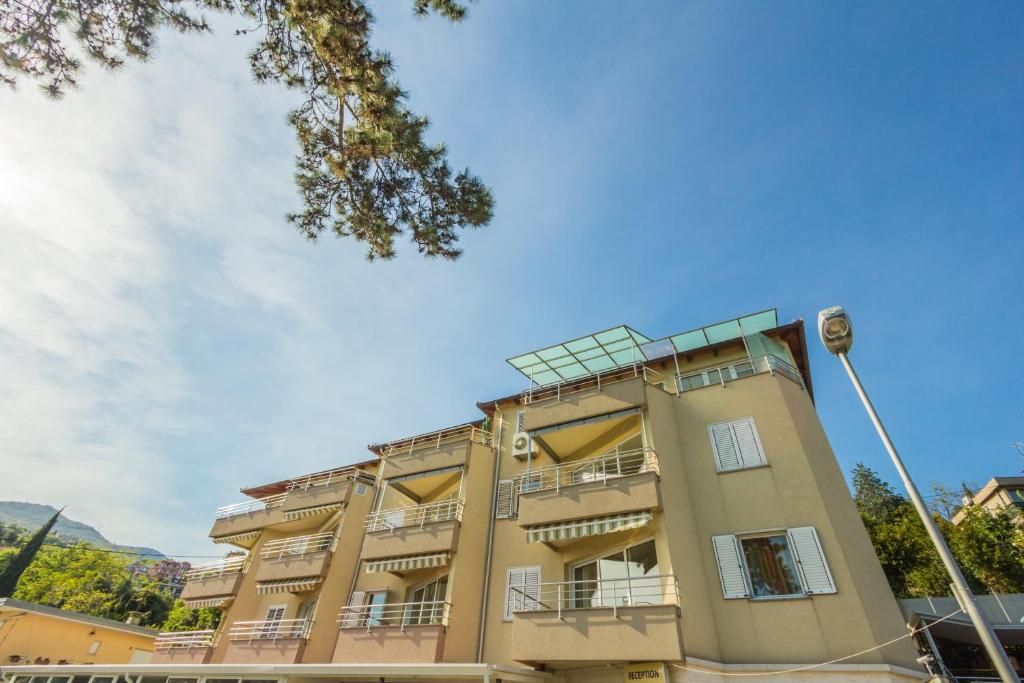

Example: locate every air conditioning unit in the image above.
[511,411,533,460]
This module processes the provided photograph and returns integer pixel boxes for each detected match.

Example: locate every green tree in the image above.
[12,543,129,609]
[0,508,61,597]
[1,0,493,260]
[949,505,1024,594]
[162,599,222,632]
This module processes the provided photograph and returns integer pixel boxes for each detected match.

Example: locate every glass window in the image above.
[364,591,386,627]
[677,373,705,392]
[740,535,803,597]
[571,539,661,608]
[405,575,448,625]
[733,361,755,378]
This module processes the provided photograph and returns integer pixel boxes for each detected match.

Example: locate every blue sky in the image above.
[1,1,1021,556]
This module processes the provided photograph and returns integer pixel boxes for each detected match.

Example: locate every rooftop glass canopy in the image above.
[507,309,779,386]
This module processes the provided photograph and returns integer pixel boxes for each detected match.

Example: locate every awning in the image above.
[256,577,323,595]
[183,595,234,609]
[212,530,258,546]
[364,552,449,574]
[526,511,652,544]
[283,503,342,520]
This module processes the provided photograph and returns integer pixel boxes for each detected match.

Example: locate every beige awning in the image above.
[364,552,449,574]
[283,503,343,520]
[183,595,234,609]
[256,577,323,595]
[526,511,652,544]
[212,530,259,546]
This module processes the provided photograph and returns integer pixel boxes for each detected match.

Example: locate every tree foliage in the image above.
[1,0,493,260]
[852,463,1024,598]
[162,599,222,632]
[11,543,172,626]
[0,508,61,597]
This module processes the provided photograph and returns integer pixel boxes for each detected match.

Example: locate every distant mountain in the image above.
[0,501,165,559]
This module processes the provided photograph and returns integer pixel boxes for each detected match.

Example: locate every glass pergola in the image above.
[507,309,780,386]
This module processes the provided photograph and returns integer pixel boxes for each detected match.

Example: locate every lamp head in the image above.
[818,306,853,355]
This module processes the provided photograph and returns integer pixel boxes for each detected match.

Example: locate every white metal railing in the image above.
[377,425,493,458]
[338,600,451,630]
[215,493,287,519]
[523,363,675,404]
[365,499,464,532]
[508,574,680,619]
[513,448,659,495]
[260,532,334,559]
[184,555,246,580]
[154,630,216,650]
[227,617,310,641]
[285,467,376,492]
[675,353,804,393]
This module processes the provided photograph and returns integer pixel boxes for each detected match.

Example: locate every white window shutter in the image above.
[341,591,365,628]
[787,527,836,595]
[708,422,742,471]
[711,535,750,599]
[505,566,540,620]
[495,479,516,519]
[732,417,766,468]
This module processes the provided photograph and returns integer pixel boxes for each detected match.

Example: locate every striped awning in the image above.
[256,577,323,595]
[364,552,449,575]
[212,530,258,546]
[526,511,653,544]
[283,503,343,520]
[183,595,234,609]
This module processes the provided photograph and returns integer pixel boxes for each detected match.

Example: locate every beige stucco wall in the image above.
[0,612,155,664]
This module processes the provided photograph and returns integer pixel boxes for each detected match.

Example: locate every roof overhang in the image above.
[0,663,552,683]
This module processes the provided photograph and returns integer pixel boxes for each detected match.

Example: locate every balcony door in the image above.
[404,575,448,625]
[571,539,660,608]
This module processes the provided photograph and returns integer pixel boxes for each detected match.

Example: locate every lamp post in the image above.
[818,306,1020,683]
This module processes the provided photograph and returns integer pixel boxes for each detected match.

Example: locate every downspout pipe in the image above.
[476,403,503,663]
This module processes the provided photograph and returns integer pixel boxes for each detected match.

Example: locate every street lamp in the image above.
[818,306,1020,683]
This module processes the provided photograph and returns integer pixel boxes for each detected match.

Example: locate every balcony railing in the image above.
[285,467,376,492]
[184,555,247,580]
[675,353,804,393]
[339,600,451,630]
[513,448,659,495]
[154,630,217,650]
[215,493,287,519]
[260,532,334,559]
[522,363,674,405]
[228,618,310,641]
[365,499,464,533]
[377,425,493,458]
[509,574,680,619]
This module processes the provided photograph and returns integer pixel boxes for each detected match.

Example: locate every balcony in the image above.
[180,556,245,606]
[377,425,492,478]
[362,500,463,561]
[209,493,287,546]
[223,618,309,663]
[514,449,661,538]
[509,575,683,666]
[674,353,804,393]
[255,532,333,583]
[281,468,375,517]
[151,630,216,664]
[522,370,652,432]
[334,601,449,663]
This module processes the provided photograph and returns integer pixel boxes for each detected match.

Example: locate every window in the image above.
[708,417,766,472]
[260,605,286,638]
[740,535,802,597]
[404,575,448,625]
[296,597,317,630]
[364,591,387,626]
[711,527,836,600]
[571,539,660,608]
[504,566,540,620]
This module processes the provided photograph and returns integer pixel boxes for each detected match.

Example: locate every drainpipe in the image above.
[476,403,504,663]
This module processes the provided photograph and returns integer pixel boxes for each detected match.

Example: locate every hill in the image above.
[0,501,165,558]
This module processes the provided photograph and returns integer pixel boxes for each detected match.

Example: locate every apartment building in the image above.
[0,309,926,683]
[952,477,1024,525]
